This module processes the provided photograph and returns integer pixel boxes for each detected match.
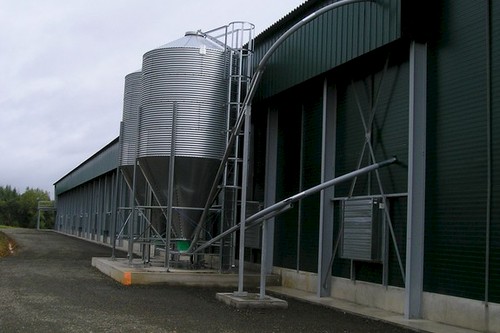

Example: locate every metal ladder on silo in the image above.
[223,23,254,270]
[198,22,255,270]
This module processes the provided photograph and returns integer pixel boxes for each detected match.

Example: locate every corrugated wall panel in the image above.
[274,96,301,269]
[335,49,409,197]
[55,138,120,196]
[425,0,488,301]
[335,81,368,196]
[332,45,408,287]
[299,92,322,273]
[272,80,323,272]
[250,107,268,203]
[55,169,126,243]
[253,0,401,100]
[489,0,500,304]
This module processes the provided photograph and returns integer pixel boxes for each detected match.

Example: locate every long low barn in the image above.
[54,1,500,332]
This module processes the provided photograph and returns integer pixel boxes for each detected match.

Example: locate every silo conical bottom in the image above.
[137,156,220,241]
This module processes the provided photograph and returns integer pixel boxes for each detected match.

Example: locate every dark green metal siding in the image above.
[425,0,489,301]
[299,91,323,272]
[274,94,301,269]
[332,46,408,287]
[253,0,401,100]
[490,0,500,304]
[250,107,268,203]
[272,80,323,272]
[334,48,408,197]
[54,138,120,196]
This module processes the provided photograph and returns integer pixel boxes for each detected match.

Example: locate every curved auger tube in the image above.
[187,0,375,254]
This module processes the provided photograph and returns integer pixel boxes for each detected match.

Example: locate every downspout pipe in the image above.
[188,0,374,254]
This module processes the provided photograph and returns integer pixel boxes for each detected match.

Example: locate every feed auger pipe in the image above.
[189,157,396,255]
[187,0,374,254]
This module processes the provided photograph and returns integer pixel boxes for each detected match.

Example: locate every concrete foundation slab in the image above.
[216,292,288,309]
[92,257,281,288]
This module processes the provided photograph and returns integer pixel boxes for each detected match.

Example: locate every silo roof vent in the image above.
[157,30,223,50]
[184,31,201,36]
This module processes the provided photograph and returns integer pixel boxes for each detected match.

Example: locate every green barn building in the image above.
[54,1,500,331]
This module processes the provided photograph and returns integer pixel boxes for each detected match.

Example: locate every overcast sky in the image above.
[0,0,305,198]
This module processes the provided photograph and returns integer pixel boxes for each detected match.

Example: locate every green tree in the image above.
[0,185,20,226]
[18,188,52,228]
[0,186,54,229]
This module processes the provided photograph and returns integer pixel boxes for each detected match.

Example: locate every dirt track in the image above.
[0,228,414,333]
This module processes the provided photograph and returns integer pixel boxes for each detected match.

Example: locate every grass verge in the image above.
[0,231,17,258]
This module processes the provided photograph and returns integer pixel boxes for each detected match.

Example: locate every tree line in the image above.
[0,185,54,229]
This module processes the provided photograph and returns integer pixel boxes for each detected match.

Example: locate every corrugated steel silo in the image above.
[120,70,141,168]
[119,70,148,205]
[138,31,228,242]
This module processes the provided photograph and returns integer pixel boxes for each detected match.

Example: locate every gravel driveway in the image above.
[0,228,414,333]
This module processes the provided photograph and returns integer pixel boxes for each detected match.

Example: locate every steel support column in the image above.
[165,102,178,270]
[405,41,427,319]
[318,79,337,297]
[235,105,252,296]
[263,108,278,274]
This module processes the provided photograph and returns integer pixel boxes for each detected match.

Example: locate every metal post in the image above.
[36,206,41,230]
[235,105,251,296]
[259,108,279,299]
[405,41,427,319]
[318,79,337,297]
[97,178,102,242]
[36,199,42,230]
[143,185,152,264]
[111,166,120,259]
[297,106,305,272]
[259,220,268,300]
[165,102,178,271]
[113,123,125,259]
[263,109,278,274]
[128,161,138,265]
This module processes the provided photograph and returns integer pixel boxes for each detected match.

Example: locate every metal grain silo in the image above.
[138,31,228,243]
[119,70,148,205]
[120,70,141,168]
